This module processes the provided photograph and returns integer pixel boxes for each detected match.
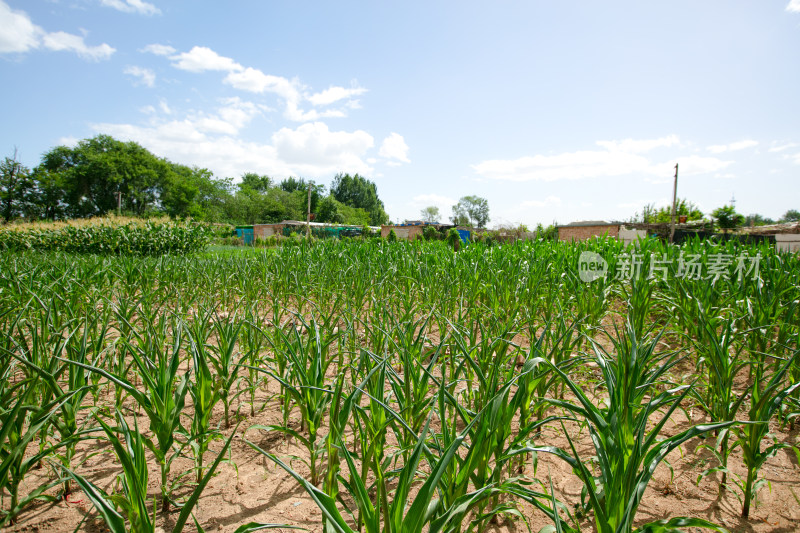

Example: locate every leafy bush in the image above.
[422,225,440,241]
[446,228,461,251]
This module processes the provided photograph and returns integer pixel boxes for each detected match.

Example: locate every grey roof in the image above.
[559,220,621,228]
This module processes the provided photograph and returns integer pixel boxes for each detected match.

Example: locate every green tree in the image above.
[712,205,745,229]
[316,195,371,225]
[0,150,34,222]
[279,177,324,216]
[630,199,703,224]
[329,173,389,226]
[316,195,345,224]
[780,209,800,222]
[161,165,229,220]
[420,206,440,223]
[451,195,489,228]
[38,135,175,218]
[26,167,66,220]
[239,173,272,193]
[743,213,775,226]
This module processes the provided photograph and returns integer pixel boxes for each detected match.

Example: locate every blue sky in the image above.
[1,0,799,227]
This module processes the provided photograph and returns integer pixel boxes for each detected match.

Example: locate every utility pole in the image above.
[306,184,311,239]
[117,191,122,216]
[669,163,678,244]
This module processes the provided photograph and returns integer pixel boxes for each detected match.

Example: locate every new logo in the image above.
[578,251,608,283]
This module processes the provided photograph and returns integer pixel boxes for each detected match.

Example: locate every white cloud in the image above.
[224,67,297,99]
[706,139,758,153]
[57,136,80,148]
[170,46,242,72]
[272,122,374,175]
[769,141,798,153]
[0,1,114,60]
[41,31,115,61]
[93,104,378,179]
[474,150,653,182]
[159,45,364,122]
[378,133,410,164]
[473,137,732,182]
[307,85,367,106]
[141,43,175,56]
[100,0,161,16]
[187,98,264,135]
[0,1,42,53]
[596,135,680,153]
[124,65,155,87]
[787,0,800,13]
[223,67,347,122]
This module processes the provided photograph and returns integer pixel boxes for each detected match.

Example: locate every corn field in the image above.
[0,217,211,255]
[0,237,798,533]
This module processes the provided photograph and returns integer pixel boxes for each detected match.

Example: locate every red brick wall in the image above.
[254,224,285,238]
[381,225,424,240]
[558,225,620,242]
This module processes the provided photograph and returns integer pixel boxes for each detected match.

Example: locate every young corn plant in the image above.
[209,312,244,428]
[732,350,800,518]
[386,311,440,439]
[690,306,748,491]
[61,317,190,510]
[246,407,468,533]
[186,320,223,485]
[0,376,88,527]
[430,353,560,531]
[11,323,95,497]
[241,305,268,417]
[254,315,335,486]
[526,320,733,533]
[64,410,239,533]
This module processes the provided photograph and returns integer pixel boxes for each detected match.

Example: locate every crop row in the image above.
[0,218,211,255]
[0,237,798,532]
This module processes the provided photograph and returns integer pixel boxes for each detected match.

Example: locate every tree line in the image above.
[0,135,390,226]
[628,198,799,229]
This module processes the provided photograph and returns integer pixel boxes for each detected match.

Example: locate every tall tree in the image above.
[239,173,272,193]
[160,165,229,219]
[0,149,34,222]
[279,177,324,216]
[38,135,174,218]
[451,196,489,228]
[780,209,800,222]
[420,206,440,223]
[329,173,389,226]
[316,195,371,225]
[27,167,65,220]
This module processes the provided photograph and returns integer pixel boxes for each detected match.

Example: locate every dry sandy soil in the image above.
[4,328,800,533]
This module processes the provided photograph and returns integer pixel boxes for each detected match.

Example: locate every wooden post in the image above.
[669,163,678,244]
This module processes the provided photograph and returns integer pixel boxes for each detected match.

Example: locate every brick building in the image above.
[557,221,622,242]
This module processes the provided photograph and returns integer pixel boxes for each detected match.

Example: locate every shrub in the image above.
[422,225,440,241]
[446,228,461,251]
